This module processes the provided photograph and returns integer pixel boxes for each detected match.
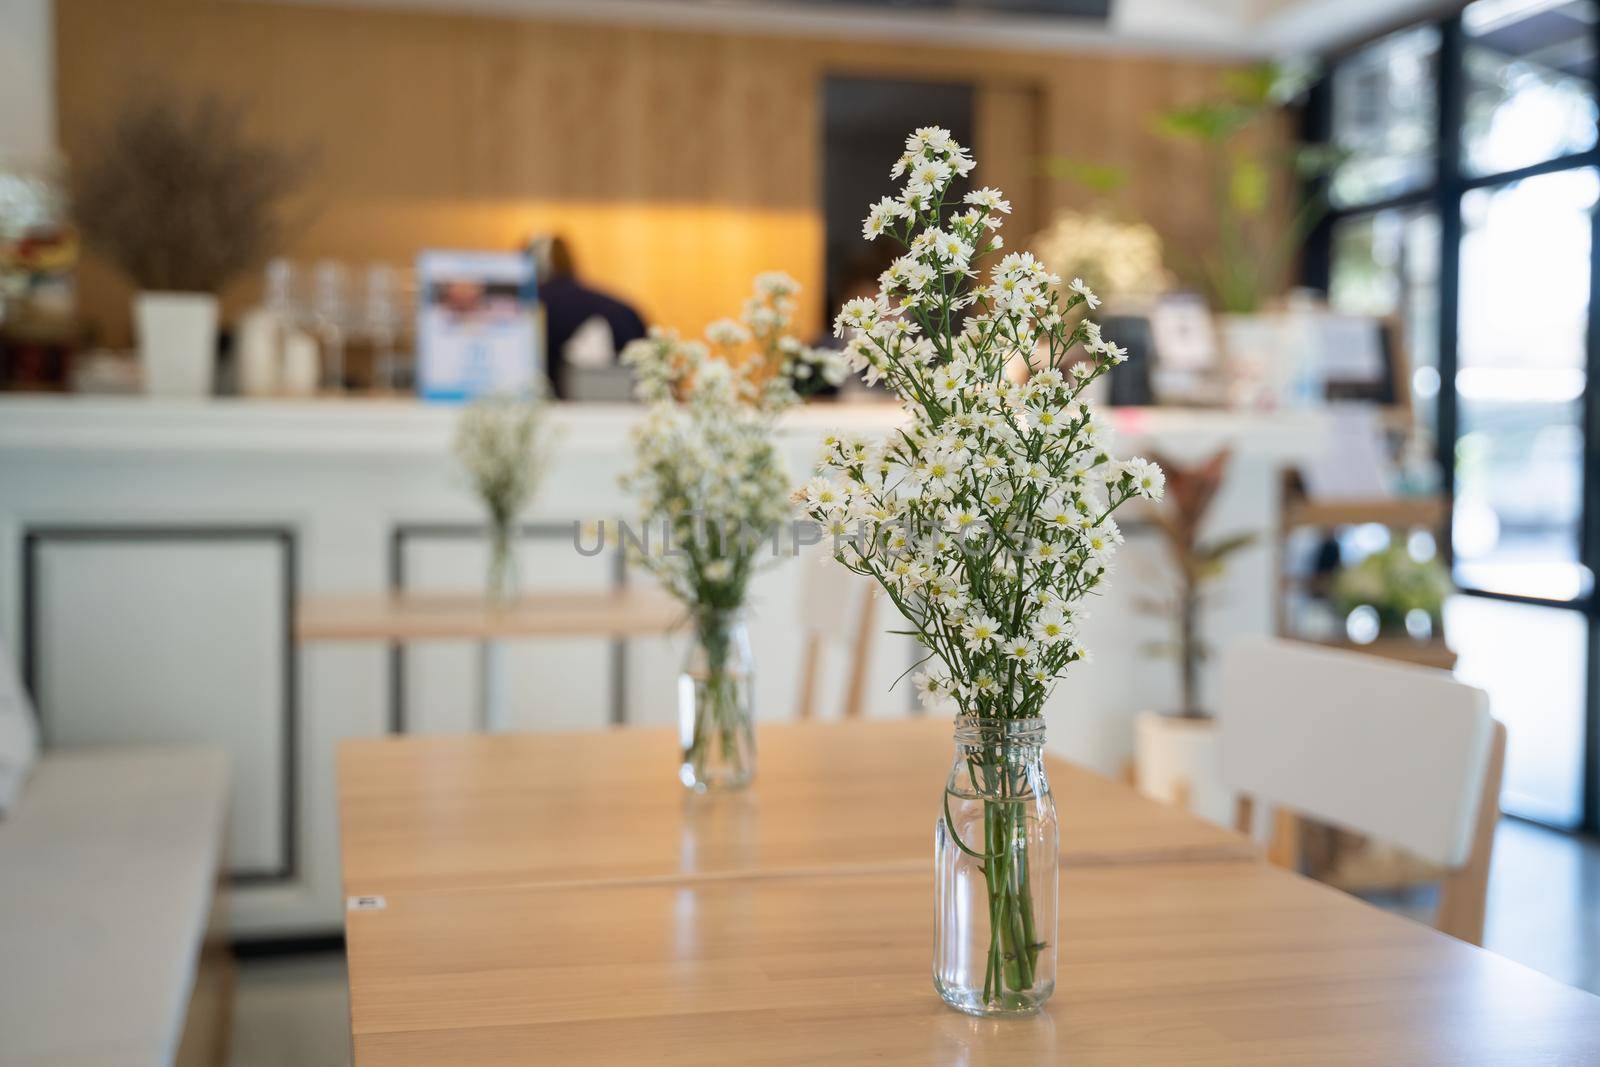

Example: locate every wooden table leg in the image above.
[480,641,509,732]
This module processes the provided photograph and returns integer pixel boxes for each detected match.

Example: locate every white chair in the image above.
[794,548,877,720]
[1217,636,1506,945]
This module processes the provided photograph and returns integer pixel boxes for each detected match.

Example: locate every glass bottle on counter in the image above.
[345,263,399,393]
[264,259,320,397]
[311,260,348,392]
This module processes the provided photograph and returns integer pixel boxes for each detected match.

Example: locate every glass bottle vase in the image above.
[677,607,756,792]
[934,715,1058,1017]
[485,516,518,606]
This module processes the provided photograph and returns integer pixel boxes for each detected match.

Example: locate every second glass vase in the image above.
[677,607,756,792]
[485,517,518,606]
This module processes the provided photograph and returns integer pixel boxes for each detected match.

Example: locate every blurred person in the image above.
[530,235,646,398]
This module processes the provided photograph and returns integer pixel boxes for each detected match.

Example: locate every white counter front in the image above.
[0,396,1328,938]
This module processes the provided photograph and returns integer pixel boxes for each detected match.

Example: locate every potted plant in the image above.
[1133,449,1255,817]
[69,91,304,396]
[1031,160,1171,315]
[1332,542,1453,646]
[1152,64,1339,403]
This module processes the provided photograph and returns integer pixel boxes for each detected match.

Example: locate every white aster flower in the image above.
[1001,636,1036,663]
[1122,457,1165,500]
[963,187,1012,214]
[1032,611,1073,645]
[960,614,1002,649]
[1070,278,1101,309]
[704,318,750,347]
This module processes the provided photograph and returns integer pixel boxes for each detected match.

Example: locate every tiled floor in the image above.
[1362,817,1600,996]
[230,952,351,1067]
[227,817,1600,1066]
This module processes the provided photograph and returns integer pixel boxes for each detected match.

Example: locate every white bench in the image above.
[0,744,232,1067]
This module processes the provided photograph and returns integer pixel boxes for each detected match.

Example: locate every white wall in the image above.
[0,0,55,162]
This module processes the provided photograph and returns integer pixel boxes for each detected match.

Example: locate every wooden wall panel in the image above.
[55,0,1268,347]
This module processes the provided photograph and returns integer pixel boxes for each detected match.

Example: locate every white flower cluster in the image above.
[620,274,820,609]
[1029,209,1170,304]
[454,393,553,527]
[629,272,845,412]
[800,127,1165,720]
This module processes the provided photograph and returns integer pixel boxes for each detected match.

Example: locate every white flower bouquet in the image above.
[621,273,839,790]
[798,127,1163,1016]
[454,393,555,604]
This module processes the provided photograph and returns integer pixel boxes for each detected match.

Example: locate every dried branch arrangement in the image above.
[70,90,308,293]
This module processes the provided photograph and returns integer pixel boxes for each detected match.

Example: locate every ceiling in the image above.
[250,0,1463,56]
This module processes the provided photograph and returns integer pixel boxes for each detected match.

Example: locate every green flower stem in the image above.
[486,518,517,605]
[966,750,1038,1010]
[684,612,749,784]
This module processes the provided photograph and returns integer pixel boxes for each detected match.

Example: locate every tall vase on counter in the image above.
[67,90,305,397]
[798,126,1165,1016]
[454,394,554,607]
[621,274,845,793]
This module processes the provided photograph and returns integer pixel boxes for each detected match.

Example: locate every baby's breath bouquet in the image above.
[798,128,1163,1017]
[622,273,838,791]
[455,393,555,605]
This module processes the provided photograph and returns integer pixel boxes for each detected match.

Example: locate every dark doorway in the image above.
[821,75,976,324]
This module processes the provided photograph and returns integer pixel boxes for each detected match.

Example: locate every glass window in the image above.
[1331,25,1441,206]
[1329,207,1443,429]
[1446,596,1588,827]
[1463,0,1598,177]
[1453,168,1595,601]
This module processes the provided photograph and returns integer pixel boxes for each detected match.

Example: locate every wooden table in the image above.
[298,589,680,730]
[345,862,1600,1064]
[338,719,1258,894]
[297,590,681,642]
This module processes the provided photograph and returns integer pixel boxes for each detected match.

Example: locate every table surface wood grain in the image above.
[344,862,1600,1065]
[298,588,682,641]
[337,718,1259,894]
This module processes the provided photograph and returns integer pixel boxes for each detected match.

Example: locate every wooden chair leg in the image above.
[841,589,875,720]
[1266,808,1301,871]
[795,634,821,720]
[1436,720,1507,946]
[1171,776,1192,812]
[1233,794,1255,836]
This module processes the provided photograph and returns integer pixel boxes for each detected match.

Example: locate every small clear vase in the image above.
[934,715,1058,1017]
[677,607,755,792]
[486,517,518,606]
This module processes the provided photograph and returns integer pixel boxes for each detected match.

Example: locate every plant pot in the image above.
[1134,710,1231,825]
[135,291,219,397]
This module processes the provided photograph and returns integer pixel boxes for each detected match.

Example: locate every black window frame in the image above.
[1306,5,1600,835]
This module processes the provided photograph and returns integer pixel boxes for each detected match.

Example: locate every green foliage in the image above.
[1332,544,1454,632]
[1150,62,1339,313]
[1039,157,1129,198]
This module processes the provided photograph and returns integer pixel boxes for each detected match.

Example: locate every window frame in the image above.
[1307,5,1600,834]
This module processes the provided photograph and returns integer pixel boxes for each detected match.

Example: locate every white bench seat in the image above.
[0,745,229,1067]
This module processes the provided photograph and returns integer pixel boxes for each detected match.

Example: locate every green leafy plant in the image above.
[1153,63,1340,314]
[1142,449,1255,718]
[1332,543,1453,635]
